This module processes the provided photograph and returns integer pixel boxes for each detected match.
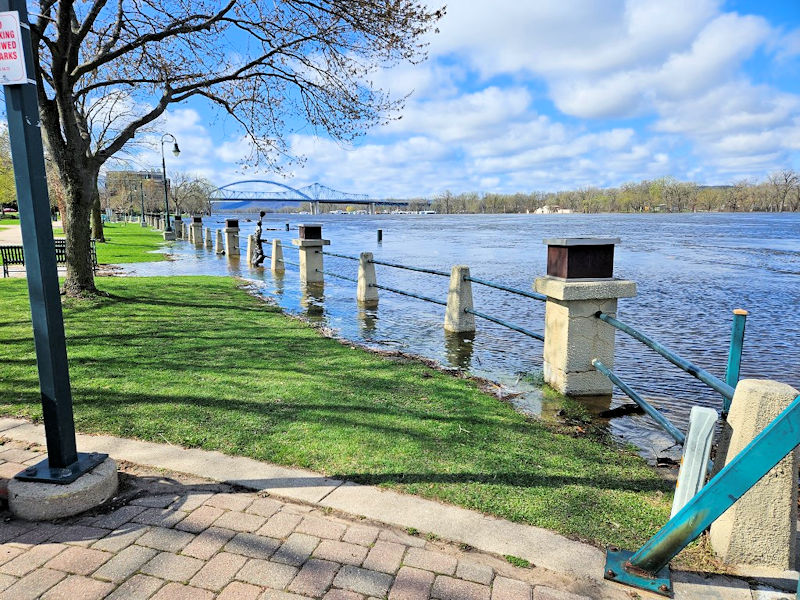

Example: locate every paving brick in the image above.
[0,520,35,543]
[131,494,181,508]
[314,540,368,566]
[142,551,205,582]
[389,566,435,600]
[323,589,364,600]
[225,532,282,559]
[150,581,215,600]
[133,507,186,528]
[206,493,254,512]
[432,576,490,600]
[137,526,194,552]
[378,530,426,548]
[0,543,66,576]
[181,527,236,560]
[246,497,283,518]
[333,565,393,597]
[175,505,225,533]
[41,574,115,600]
[287,558,339,597]
[91,505,147,530]
[342,526,380,547]
[0,448,40,463]
[43,546,112,575]
[175,492,215,512]
[272,533,320,567]
[531,588,590,600]
[215,511,268,533]
[262,590,315,600]
[362,541,406,574]
[258,512,303,539]
[218,580,264,600]
[456,562,493,586]
[11,522,63,545]
[281,504,313,515]
[49,525,110,547]
[105,574,165,600]
[190,551,248,591]
[236,558,298,589]
[0,568,65,600]
[492,577,531,600]
[91,523,149,552]
[404,548,457,575]
[297,516,347,540]
[0,545,23,566]
[0,574,15,591]
[93,544,158,583]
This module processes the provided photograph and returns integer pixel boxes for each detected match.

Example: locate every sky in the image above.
[122,0,800,198]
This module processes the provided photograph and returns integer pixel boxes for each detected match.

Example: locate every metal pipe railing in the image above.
[465,308,544,341]
[724,309,748,414]
[592,359,685,445]
[316,269,357,283]
[369,283,447,306]
[322,251,359,261]
[464,276,546,302]
[369,258,450,277]
[595,312,734,401]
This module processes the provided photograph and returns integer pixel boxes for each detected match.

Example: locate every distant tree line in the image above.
[422,172,800,214]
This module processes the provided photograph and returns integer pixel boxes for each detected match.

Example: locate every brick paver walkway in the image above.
[0,439,602,600]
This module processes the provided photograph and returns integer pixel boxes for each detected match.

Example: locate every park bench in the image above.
[1,239,98,278]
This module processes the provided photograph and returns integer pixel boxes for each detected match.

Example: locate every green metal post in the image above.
[723,309,748,415]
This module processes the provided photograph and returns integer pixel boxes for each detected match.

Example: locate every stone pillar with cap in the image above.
[224,218,240,257]
[534,238,636,397]
[215,229,225,254]
[191,216,203,246]
[292,223,330,283]
[205,227,213,250]
[173,215,183,239]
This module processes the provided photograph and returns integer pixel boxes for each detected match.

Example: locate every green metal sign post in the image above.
[2,0,105,483]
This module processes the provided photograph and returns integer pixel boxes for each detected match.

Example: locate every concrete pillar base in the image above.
[357,252,378,305]
[272,239,284,272]
[216,230,225,255]
[534,276,636,396]
[191,224,203,246]
[205,228,213,250]
[292,238,330,282]
[444,265,475,333]
[709,379,799,570]
[163,231,175,241]
[224,228,240,257]
[8,458,118,521]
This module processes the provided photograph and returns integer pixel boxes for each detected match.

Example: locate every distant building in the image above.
[106,170,165,195]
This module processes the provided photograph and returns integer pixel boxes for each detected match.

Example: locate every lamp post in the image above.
[160,133,180,233]
[139,180,146,227]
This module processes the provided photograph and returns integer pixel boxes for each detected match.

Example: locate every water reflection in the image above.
[357,305,378,335]
[444,331,475,369]
[301,282,325,319]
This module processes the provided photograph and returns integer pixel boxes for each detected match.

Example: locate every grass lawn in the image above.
[0,276,673,548]
[51,222,168,264]
[0,217,20,229]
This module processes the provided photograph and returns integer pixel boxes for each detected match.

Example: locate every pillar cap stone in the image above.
[543,237,620,246]
[292,239,330,247]
[534,276,636,301]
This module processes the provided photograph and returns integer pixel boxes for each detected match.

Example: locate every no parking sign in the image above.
[0,11,26,85]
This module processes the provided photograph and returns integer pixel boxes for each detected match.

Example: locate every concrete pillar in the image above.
[313,201,320,216]
[444,265,475,333]
[173,217,183,239]
[357,252,378,305]
[369,202,376,215]
[215,229,225,255]
[291,223,329,283]
[205,227,213,250]
[533,238,635,396]
[190,217,203,246]
[246,234,255,265]
[709,379,799,569]
[271,239,284,273]
[224,218,240,258]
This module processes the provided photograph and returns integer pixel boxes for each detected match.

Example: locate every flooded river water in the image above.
[124,212,800,460]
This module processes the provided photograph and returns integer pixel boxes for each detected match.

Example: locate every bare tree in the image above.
[767,169,798,212]
[170,173,215,215]
[31,0,443,295]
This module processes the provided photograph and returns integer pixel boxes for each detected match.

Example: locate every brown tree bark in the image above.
[90,183,105,242]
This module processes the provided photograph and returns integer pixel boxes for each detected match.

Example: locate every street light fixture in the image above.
[160,133,180,234]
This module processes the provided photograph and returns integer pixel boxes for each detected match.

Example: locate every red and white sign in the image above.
[0,11,26,85]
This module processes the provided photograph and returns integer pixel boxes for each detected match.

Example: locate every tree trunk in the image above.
[91,183,105,242]
[62,171,100,296]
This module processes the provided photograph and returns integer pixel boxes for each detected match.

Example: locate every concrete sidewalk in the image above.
[0,418,794,599]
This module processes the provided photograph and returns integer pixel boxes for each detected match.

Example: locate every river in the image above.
[123,212,800,460]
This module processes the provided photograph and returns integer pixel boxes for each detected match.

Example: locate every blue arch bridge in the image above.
[209,181,411,215]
